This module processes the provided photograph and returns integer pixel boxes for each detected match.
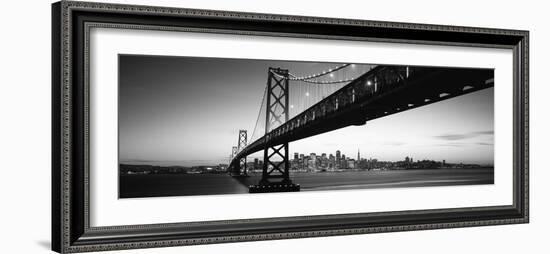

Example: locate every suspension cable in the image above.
[288,64,350,81]
[250,85,268,143]
[270,68,357,85]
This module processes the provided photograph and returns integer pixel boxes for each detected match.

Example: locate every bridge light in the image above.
[290,104,294,109]
[305,92,310,97]
[439,93,450,98]
[330,73,334,78]
[367,80,372,86]
[424,99,431,102]
[408,104,414,107]
[351,64,356,68]
[463,85,473,91]
[384,111,388,114]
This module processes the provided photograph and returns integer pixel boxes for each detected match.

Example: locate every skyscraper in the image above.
[341,154,347,169]
[357,149,360,161]
[321,153,327,168]
[336,150,341,169]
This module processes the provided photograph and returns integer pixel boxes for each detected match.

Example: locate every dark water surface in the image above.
[119,168,493,198]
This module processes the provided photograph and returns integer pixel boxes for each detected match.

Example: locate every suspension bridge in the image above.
[227,63,494,193]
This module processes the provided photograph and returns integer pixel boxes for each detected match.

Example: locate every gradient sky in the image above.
[119,55,494,166]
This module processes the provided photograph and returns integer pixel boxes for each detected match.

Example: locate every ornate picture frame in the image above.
[52,1,529,253]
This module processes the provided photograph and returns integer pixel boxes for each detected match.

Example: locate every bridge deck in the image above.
[232,66,494,167]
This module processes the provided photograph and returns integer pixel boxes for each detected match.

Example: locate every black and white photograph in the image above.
[118,55,495,198]
[38,0,537,253]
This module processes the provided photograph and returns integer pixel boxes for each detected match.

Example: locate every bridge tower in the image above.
[250,68,300,193]
[228,146,238,173]
[237,130,248,176]
[231,146,238,160]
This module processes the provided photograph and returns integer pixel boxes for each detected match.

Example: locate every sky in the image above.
[119,55,494,166]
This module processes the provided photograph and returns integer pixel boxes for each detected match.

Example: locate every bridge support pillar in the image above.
[237,130,248,176]
[249,68,300,193]
[228,146,238,174]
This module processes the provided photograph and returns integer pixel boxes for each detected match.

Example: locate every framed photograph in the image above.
[52,1,529,253]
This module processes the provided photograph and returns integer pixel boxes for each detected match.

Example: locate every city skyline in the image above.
[119,55,493,167]
[121,147,493,168]
[120,149,491,177]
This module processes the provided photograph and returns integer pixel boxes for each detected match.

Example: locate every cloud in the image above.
[384,141,406,146]
[434,130,494,141]
[436,142,466,147]
[473,131,494,135]
[434,141,493,148]
[435,134,475,141]
[476,142,493,146]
